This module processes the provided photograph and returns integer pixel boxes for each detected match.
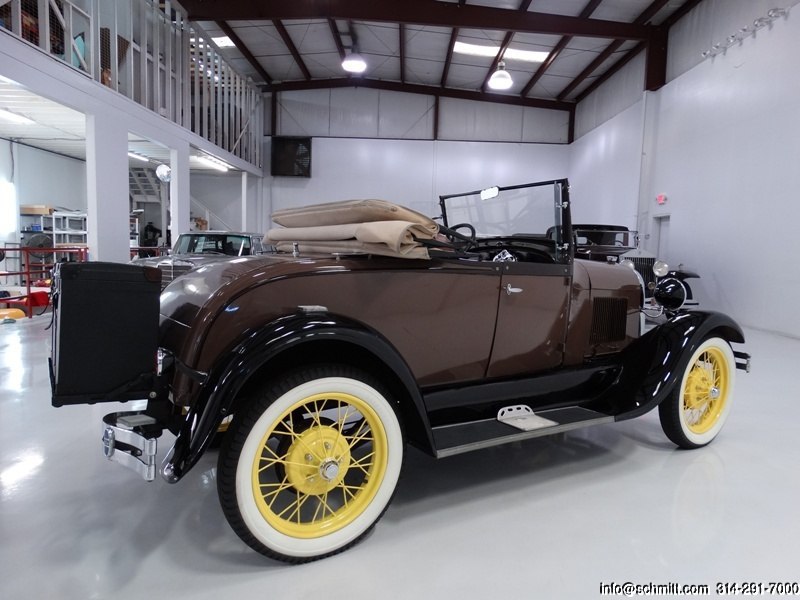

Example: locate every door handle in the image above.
[505,284,523,295]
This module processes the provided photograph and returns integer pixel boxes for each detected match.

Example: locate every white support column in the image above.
[85,112,129,262]
[169,144,190,240]
[636,91,661,253]
[241,170,248,230]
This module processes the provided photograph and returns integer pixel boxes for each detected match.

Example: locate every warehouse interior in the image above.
[1,0,799,597]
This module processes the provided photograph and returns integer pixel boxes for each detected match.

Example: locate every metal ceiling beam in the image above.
[328,18,346,61]
[645,26,667,91]
[661,0,704,27]
[557,39,624,100]
[573,0,701,103]
[440,28,459,88]
[216,21,272,84]
[480,31,514,93]
[440,0,467,88]
[575,42,644,102]
[273,19,312,80]
[520,0,603,98]
[556,0,671,100]
[479,0,532,93]
[180,0,651,40]
[267,78,574,112]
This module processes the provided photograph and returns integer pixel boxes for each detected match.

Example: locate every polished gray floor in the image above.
[1,315,798,599]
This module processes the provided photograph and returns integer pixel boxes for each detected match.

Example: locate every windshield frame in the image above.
[438,178,573,264]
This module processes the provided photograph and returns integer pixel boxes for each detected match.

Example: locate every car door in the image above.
[486,260,571,378]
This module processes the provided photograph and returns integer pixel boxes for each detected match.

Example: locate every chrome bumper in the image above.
[101,412,161,481]
[734,351,752,373]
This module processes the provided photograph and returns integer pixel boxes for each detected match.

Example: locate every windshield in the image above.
[440,179,568,241]
[173,233,261,256]
[574,228,636,249]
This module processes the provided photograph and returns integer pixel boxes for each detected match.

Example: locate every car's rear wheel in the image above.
[659,336,735,449]
[217,365,404,562]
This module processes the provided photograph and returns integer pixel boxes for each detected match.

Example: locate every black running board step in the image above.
[432,407,614,458]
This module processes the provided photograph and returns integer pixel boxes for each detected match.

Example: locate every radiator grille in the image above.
[157,262,193,289]
[627,256,656,293]
[590,297,628,344]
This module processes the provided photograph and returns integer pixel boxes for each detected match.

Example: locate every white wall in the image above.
[190,171,263,232]
[0,142,86,246]
[0,140,17,245]
[267,137,569,223]
[570,0,800,338]
[277,88,569,143]
[643,9,800,336]
[574,51,646,140]
[666,0,797,83]
[569,101,643,228]
[16,145,86,211]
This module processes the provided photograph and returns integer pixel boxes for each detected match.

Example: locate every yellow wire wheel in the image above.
[251,391,389,538]
[659,337,735,448]
[221,369,403,562]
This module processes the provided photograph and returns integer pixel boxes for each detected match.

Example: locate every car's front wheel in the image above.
[217,365,404,562]
[658,336,735,448]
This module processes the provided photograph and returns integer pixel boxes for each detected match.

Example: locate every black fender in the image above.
[668,268,700,280]
[591,311,745,421]
[162,311,432,483]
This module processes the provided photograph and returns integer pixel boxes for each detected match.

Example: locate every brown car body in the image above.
[49,178,750,562]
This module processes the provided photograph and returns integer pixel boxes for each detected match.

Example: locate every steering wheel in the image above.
[447,222,477,244]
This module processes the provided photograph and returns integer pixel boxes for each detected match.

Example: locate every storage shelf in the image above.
[19,211,88,272]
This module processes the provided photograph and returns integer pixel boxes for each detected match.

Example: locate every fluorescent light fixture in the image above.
[212,36,236,48]
[342,50,367,74]
[487,62,513,90]
[128,152,149,163]
[0,108,35,125]
[195,155,230,172]
[454,41,499,58]
[454,41,548,63]
[504,47,550,63]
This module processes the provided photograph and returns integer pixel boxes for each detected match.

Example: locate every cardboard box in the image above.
[20,205,52,216]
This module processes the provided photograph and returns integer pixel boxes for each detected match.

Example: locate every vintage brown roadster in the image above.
[49,179,750,562]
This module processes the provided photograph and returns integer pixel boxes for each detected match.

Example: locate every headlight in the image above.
[652,260,670,277]
[653,277,687,311]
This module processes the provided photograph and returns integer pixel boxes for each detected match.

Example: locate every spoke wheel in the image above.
[218,366,403,562]
[659,337,735,449]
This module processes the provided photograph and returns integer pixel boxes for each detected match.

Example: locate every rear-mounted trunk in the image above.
[50,262,162,406]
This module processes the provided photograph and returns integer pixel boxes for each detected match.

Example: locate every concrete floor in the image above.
[1,314,798,599]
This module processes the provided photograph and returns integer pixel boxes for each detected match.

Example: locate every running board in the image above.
[432,406,614,458]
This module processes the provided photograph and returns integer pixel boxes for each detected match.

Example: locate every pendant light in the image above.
[488,61,513,91]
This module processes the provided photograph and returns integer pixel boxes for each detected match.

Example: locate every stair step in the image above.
[432,406,613,458]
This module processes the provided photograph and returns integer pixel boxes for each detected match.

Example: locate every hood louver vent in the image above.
[590,297,628,344]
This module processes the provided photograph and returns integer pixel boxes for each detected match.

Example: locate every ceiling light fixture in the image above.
[342,50,367,74]
[454,41,547,63]
[212,36,236,48]
[128,152,149,163]
[195,155,230,172]
[488,61,513,91]
[0,108,35,125]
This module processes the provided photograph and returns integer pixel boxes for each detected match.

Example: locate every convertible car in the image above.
[568,223,700,303]
[49,179,750,563]
[132,230,267,289]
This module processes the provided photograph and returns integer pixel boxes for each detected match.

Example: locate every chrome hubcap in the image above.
[319,459,340,481]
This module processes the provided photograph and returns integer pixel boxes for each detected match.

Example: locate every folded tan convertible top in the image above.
[268,199,439,259]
